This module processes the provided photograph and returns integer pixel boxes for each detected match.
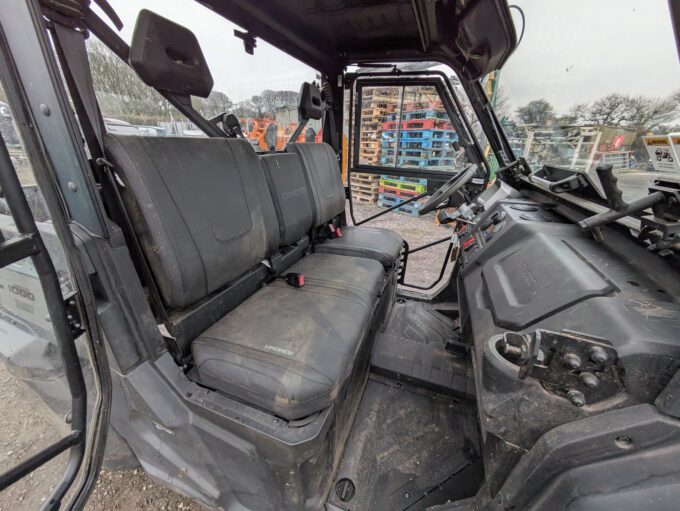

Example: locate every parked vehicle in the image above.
[136,125,167,137]
[103,117,140,136]
[1,1,679,510]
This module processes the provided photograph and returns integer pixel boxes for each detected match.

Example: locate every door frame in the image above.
[346,71,490,180]
[0,0,112,508]
[345,72,486,291]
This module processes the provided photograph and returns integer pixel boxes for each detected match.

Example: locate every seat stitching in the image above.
[287,274,379,304]
[194,338,336,386]
[109,136,191,305]
[293,144,321,226]
[291,146,319,225]
[137,138,214,301]
[196,358,339,407]
[261,157,287,241]
[268,280,371,308]
[321,143,344,214]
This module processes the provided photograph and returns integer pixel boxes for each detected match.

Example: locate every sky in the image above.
[103,0,318,102]
[500,0,680,115]
[100,0,680,115]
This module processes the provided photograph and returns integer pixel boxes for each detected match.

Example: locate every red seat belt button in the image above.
[285,272,305,288]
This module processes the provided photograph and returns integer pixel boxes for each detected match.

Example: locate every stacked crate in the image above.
[377,175,428,216]
[358,89,399,167]
[350,172,380,204]
[379,104,459,170]
[377,100,458,215]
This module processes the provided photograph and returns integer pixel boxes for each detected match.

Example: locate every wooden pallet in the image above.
[351,189,378,204]
[359,157,381,165]
[360,146,381,154]
[352,183,380,195]
[352,172,380,184]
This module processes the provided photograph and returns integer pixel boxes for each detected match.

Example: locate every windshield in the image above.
[92,0,319,151]
[495,0,680,202]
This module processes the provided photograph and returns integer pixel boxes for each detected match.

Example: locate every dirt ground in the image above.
[349,202,455,288]
[0,203,453,510]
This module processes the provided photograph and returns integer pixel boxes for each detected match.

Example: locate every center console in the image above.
[456,181,680,494]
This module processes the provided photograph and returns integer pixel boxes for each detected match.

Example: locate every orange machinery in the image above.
[243,118,319,151]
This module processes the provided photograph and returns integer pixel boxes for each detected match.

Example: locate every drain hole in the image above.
[396,298,406,304]
[335,478,355,502]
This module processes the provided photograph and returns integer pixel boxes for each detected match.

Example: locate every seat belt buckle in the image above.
[328,224,343,239]
[284,272,305,288]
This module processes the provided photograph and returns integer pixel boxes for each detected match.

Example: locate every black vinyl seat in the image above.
[193,253,384,420]
[286,142,404,269]
[316,225,403,267]
[105,134,279,309]
[105,134,387,420]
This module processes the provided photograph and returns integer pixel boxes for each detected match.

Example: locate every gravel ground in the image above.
[0,363,69,511]
[349,202,455,288]
[0,204,454,510]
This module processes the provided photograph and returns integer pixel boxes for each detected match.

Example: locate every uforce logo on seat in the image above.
[281,187,307,200]
[264,344,295,356]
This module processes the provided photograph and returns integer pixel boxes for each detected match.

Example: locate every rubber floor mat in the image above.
[384,299,455,345]
[372,298,473,398]
[327,376,482,511]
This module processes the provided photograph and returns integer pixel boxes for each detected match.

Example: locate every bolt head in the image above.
[590,346,608,364]
[579,371,599,388]
[564,352,582,370]
[567,389,586,407]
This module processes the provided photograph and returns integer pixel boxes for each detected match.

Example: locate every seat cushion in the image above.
[105,135,279,309]
[286,143,345,227]
[192,254,384,420]
[261,153,314,246]
[287,252,385,301]
[315,226,404,268]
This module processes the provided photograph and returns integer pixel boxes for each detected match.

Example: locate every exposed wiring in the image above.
[509,5,526,47]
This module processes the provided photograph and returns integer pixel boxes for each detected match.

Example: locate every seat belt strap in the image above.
[49,20,180,355]
[327,107,339,153]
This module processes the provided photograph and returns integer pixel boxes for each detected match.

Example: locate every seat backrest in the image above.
[260,153,314,246]
[286,143,345,227]
[105,135,279,309]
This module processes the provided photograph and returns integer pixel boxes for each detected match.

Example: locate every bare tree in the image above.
[622,94,677,129]
[192,91,234,119]
[259,90,299,116]
[249,95,268,118]
[232,100,256,117]
[585,93,628,125]
[492,86,510,120]
[571,92,677,129]
[87,40,183,124]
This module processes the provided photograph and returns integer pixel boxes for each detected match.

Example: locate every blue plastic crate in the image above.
[377,193,422,216]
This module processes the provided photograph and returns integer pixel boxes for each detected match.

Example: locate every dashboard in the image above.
[456,181,680,488]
